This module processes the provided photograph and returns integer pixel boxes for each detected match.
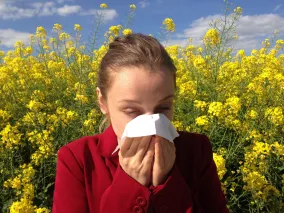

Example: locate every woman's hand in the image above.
[152,136,176,187]
[118,136,155,187]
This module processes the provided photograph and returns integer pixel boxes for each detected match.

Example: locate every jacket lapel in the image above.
[97,124,119,176]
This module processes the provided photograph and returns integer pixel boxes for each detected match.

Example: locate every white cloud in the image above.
[57,5,81,16]
[80,9,118,21]
[139,0,149,8]
[57,0,74,4]
[0,1,118,21]
[274,4,282,12]
[0,2,36,20]
[0,28,31,48]
[167,14,284,52]
[31,2,57,16]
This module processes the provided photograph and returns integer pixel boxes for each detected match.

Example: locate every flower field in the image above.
[0,2,284,213]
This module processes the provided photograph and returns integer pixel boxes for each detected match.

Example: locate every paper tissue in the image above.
[112,113,179,154]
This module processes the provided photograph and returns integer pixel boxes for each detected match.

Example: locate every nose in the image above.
[144,112,156,116]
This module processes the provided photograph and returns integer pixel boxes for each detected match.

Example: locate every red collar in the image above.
[97,124,119,165]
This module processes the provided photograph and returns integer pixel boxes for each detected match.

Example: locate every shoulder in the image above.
[175,130,212,150]
[56,134,101,167]
[174,131,213,162]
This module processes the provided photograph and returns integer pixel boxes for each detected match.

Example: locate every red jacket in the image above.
[52,124,229,213]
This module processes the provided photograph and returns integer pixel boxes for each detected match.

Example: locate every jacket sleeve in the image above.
[198,135,229,212]
[149,165,194,213]
[52,145,89,213]
[100,165,152,212]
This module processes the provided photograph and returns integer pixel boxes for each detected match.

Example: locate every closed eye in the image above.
[123,107,171,116]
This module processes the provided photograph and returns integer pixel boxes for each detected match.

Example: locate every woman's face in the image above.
[96,66,175,142]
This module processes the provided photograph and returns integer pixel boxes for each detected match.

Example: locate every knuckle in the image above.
[121,158,129,167]
[129,159,138,169]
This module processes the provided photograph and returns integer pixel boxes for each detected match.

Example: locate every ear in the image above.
[96,87,108,115]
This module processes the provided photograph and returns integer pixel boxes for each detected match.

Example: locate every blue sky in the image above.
[0,0,284,53]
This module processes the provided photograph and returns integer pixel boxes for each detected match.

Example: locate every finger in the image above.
[154,136,165,166]
[136,135,153,162]
[161,139,176,169]
[125,137,143,157]
[158,136,175,156]
[168,142,176,154]
[142,136,155,166]
[120,137,134,156]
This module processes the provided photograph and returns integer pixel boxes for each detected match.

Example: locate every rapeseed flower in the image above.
[100,3,108,9]
[74,24,82,31]
[122,28,133,36]
[1,5,284,212]
[203,29,221,46]
[130,4,136,10]
[163,18,176,32]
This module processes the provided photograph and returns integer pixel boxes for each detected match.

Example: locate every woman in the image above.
[52,33,229,213]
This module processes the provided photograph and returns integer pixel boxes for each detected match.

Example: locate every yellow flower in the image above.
[0,124,22,149]
[11,177,22,190]
[100,3,108,9]
[26,100,42,112]
[172,120,183,131]
[195,115,209,127]
[248,110,258,119]
[108,25,122,36]
[208,102,223,117]
[1,7,284,211]
[163,18,176,32]
[59,32,70,41]
[197,47,203,53]
[234,6,243,15]
[185,126,191,132]
[49,37,57,44]
[74,24,82,31]
[25,46,33,55]
[213,153,227,180]
[276,39,284,46]
[10,198,34,213]
[130,4,136,10]
[203,28,220,46]
[194,100,207,111]
[262,38,271,48]
[35,208,50,213]
[0,50,5,57]
[264,107,283,126]
[237,49,245,57]
[53,23,62,31]
[0,109,10,121]
[36,26,47,38]
[193,55,206,68]
[14,41,25,49]
[224,96,241,115]
[122,28,132,36]
[74,94,89,104]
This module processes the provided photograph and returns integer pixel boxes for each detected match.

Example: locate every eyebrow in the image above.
[118,94,174,104]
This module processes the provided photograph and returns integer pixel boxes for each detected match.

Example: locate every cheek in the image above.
[108,108,131,140]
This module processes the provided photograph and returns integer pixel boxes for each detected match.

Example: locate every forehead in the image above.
[109,66,174,100]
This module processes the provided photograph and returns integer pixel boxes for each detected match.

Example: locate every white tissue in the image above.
[112,113,179,154]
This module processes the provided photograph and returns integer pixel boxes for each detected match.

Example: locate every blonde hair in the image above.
[99,116,110,133]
